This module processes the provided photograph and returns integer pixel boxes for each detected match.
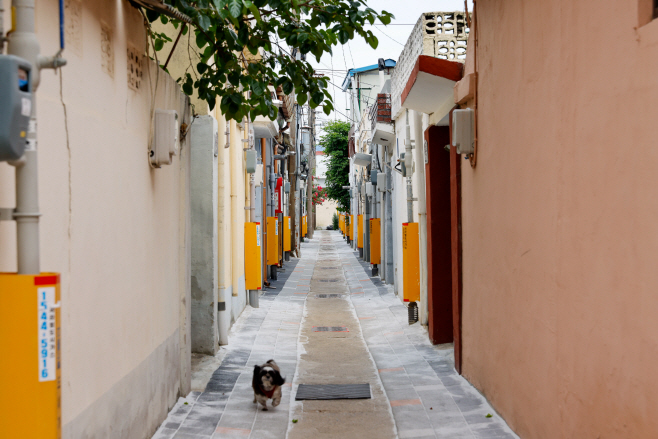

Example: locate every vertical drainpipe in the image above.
[413,110,428,326]
[404,110,414,223]
[261,138,267,284]
[8,0,66,274]
[217,116,229,345]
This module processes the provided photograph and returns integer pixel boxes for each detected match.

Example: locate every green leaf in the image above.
[197,63,208,74]
[379,14,392,25]
[183,82,193,95]
[243,0,261,22]
[282,80,293,95]
[311,91,324,107]
[154,39,164,52]
[252,81,264,96]
[213,0,228,10]
[368,35,378,49]
[485,414,493,418]
[198,14,211,31]
[296,92,307,106]
[228,0,243,18]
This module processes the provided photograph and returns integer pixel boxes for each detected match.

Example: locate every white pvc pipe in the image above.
[8,0,41,274]
[413,110,429,326]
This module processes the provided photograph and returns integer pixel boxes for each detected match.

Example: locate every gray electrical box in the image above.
[452,108,474,155]
[245,149,256,173]
[0,55,32,162]
[377,173,386,192]
[371,170,378,184]
[284,181,290,193]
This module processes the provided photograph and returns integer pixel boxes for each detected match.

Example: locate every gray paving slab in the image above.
[154,231,520,439]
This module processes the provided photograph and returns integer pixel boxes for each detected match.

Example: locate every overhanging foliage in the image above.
[140,0,393,121]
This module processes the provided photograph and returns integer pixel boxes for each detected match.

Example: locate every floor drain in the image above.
[318,267,339,270]
[313,326,348,332]
[317,294,343,298]
[318,279,339,282]
[295,384,371,400]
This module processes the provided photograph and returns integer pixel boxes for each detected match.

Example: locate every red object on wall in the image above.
[425,125,453,345]
[275,177,283,214]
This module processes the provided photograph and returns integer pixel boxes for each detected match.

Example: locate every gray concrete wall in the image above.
[190,116,219,355]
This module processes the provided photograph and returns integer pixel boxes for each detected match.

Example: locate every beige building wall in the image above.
[458,2,658,438]
[0,1,192,437]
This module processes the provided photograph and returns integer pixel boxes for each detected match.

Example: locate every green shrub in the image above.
[332,212,339,230]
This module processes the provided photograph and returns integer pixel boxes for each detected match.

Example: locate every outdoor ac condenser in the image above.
[353,152,372,167]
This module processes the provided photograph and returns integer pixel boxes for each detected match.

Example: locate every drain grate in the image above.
[313,326,348,332]
[317,294,343,298]
[295,383,371,400]
[318,279,339,282]
[318,267,339,270]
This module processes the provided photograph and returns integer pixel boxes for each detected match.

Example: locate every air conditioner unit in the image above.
[451,108,474,155]
[352,152,372,167]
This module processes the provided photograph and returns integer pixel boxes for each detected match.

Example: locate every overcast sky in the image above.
[305,0,473,141]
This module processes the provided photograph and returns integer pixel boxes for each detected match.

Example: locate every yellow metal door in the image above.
[283,216,291,251]
[370,218,381,264]
[0,273,61,438]
[402,223,420,302]
[245,222,262,290]
[267,217,279,265]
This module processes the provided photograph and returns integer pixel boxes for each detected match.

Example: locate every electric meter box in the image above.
[0,55,32,162]
[150,109,179,167]
[284,181,290,193]
[452,108,474,155]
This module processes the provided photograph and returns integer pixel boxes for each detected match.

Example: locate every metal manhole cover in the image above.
[317,294,343,298]
[295,384,371,400]
[318,279,339,282]
[313,326,348,332]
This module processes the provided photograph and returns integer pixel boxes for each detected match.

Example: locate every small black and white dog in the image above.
[252,359,285,411]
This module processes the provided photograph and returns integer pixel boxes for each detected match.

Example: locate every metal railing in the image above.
[369,93,391,132]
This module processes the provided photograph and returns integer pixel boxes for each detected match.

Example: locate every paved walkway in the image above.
[153,231,519,439]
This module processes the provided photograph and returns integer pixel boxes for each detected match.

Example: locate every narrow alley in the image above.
[153,232,517,439]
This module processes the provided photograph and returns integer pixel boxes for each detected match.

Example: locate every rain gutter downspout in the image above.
[413,110,428,326]
[8,0,66,274]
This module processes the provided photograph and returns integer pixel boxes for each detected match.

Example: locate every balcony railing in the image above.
[369,93,391,132]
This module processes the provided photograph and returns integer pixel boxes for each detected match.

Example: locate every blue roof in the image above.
[341,59,396,91]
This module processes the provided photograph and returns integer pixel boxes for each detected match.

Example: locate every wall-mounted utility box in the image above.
[451,108,474,155]
[245,149,257,173]
[370,218,381,265]
[0,55,32,162]
[402,222,420,302]
[357,215,364,249]
[377,173,386,192]
[267,217,279,265]
[366,182,373,197]
[244,222,262,290]
[284,181,290,193]
[400,152,407,177]
[371,170,378,184]
[150,109,179,167]
[283,216,291,251]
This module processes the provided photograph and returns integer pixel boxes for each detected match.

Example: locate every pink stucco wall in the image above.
[459,1,658,438]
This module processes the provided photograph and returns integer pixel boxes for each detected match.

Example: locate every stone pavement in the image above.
[153,231,519,439]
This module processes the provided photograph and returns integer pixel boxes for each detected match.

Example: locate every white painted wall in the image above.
[0,1,191,436]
